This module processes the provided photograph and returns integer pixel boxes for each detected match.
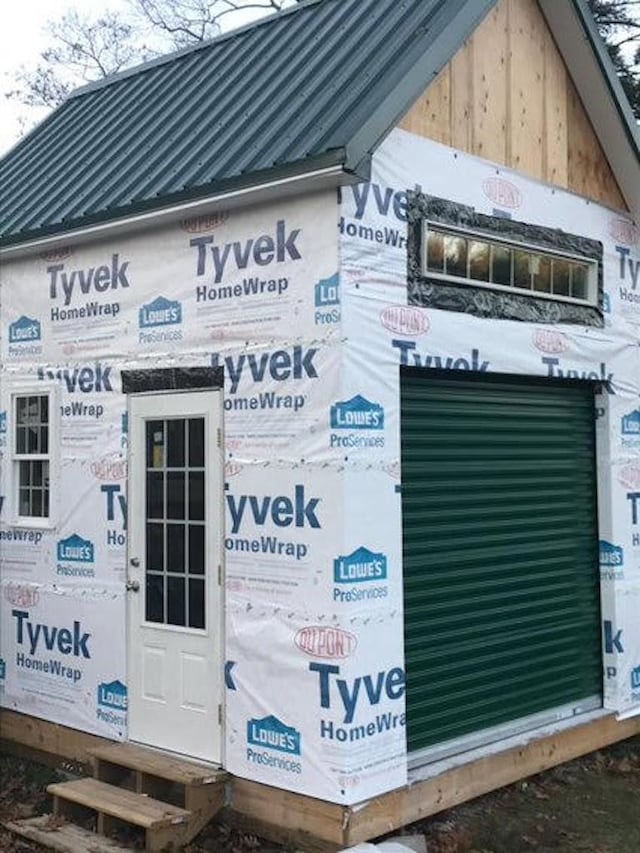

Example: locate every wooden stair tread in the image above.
[4,815,133,852]
[47,778,190,829]
[89,742,225,785]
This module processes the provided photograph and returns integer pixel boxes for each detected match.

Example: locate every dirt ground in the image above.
[3,738,640,852]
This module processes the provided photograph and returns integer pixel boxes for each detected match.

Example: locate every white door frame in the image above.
[126,388,224,763]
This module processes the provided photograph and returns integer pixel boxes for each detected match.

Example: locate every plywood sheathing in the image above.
[398,0,627,211]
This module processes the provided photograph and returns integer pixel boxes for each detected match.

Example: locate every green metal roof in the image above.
[0,0,637,248]
[0,0,495,247]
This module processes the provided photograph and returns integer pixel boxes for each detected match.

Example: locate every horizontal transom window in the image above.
[422,223,596,306]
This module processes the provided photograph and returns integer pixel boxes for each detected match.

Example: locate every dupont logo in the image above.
[619,464,640,491]
[247,715,301,755]
[334,547,387,584]
[3,583,39,608]
[380,305,429,336]
[609,218,639,246]
[91,453,127,482]
[97,679,128,711]
[40,246,73,262]
[180,212,229,233]
[532,329,569,354]
[330,396,384,430]
[599,540,624,567]
[482,176,523,209]
[9,316,41,344]
[295,626,357,659]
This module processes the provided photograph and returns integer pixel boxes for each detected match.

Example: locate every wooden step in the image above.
[47,778,190,829]
[4,815,132,852]
[89,742,225,785]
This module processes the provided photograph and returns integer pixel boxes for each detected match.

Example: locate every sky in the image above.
[0,0,275,156]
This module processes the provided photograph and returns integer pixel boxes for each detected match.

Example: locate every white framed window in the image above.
[422,222,598,307]
[11,387,58,528]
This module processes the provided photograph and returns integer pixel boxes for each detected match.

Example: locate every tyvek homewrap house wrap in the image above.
[0,0,639,812]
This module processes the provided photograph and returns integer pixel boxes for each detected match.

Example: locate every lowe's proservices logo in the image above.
[333,547,389,603]
[138,296,183,344]
[622,410,640,449]
[56,534,95,578]
[246,715,302,775]
[330,396,385,450]
[314,272,340,326]
[8,316,42,357]
[97,679,127,727]
[599,540,624,581]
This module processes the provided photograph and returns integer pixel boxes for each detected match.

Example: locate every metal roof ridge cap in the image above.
[68,0,326,101]
[569,0,640,157]
[0,159,349,257]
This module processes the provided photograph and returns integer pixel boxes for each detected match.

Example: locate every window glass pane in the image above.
[167,576,186,626]
[444,235,467,277]
[189,525,205,574]
[426,231,444,272]
[147,523,164,572]
[16,397,27,424]
[469,241,490,281]
[16,426,26,454]
[32,462,42,486]
[167,420,185,468]
[188,419,204,467]
[32,490,42,517]
[491,245,511,286]
[19,488,30,516]
[571,264,588,300]
[40,427,49,455]
[167,523,185,573]
[532,254,551,293]
[43,489,50,517]
[167,471,185,519]
[513,251,532,289]
[19,460,31,487]
[146,574,164,623]
[27,426,39,454]
[553,259,571,296]
[189,472,205,521]
[146,421,164,469]
[189,578,205,629]
[147,472,164,519]
[41,396,48,422]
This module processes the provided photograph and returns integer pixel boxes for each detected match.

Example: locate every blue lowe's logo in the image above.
[0,411,6,433]
[315,272,340,307]
[247,715,301,755]
[599,541,624,567]
[57,534,95,563]
[0,658,5,681]
[9,316,41,343]
[330,396,384,430]
[622,410,640,435]
[334,547,387,584]
[631,666,640,691]
[97,679,128,711]
[139,296,182,328]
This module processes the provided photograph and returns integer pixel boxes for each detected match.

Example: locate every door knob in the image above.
[126,580,140,592]
[130,557,140,567]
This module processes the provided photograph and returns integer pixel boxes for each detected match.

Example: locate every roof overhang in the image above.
[538,0,640,218]
[0,160,360,260]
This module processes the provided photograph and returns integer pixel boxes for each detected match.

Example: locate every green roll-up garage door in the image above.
[401,369,602,755]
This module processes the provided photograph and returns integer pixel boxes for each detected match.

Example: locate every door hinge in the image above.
[218,704,223,725]
[217,427,222,448]
[218,563,223,585]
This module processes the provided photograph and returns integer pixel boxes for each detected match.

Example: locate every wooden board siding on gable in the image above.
[398,0,627,212]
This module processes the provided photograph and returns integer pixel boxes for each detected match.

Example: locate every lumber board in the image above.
[48,778,190,829]
[471,0,508,165]
[542,20,568,188]
[0,708,108,764]
[90,741,225,785]
[399,67,451,147]
[231,778,346,845]
[344,712,640,845]
[4,815,131,852]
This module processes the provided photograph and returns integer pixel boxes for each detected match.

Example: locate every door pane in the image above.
[189,578,205,629]
[167,419,185,468]
[189,472,205,520]
[189,525,205,574]
[146,421,165,468]
[167,471,185,519]
[146,574,164,623]
[167,576,186,626]
[188,418,205,467]
[167,523,185,573]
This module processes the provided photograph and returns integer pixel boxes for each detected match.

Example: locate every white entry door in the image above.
[127,390,223,763]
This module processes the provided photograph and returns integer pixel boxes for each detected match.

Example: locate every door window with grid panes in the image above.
[13,394,52,522]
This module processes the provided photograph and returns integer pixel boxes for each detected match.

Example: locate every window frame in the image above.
[10,384,59,529]
[421,221,599,308]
